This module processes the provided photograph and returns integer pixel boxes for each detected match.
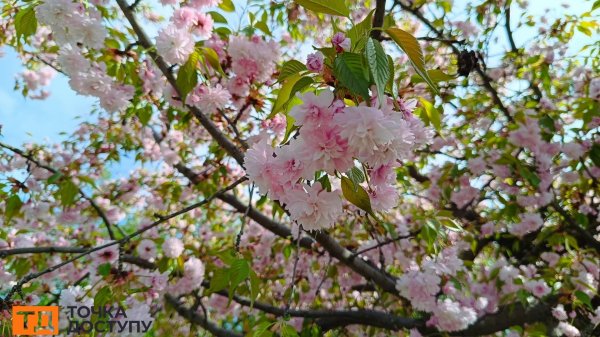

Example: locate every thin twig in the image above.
[0,142,120,240]
[235,183,255,252]
[1,177,247,302]
[284,224,303,316]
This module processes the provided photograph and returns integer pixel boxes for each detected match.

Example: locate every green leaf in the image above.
[341,176,373,214]
[219,0,235,12]
[439,217,464,232]
[517,163,541,188]
[94,286,113,309]
[317,174,332,192]
[176,51,200,103]
[386,54,395,94]
[413,69,456,83]
[574,290,593,309]
[278,60,307,82]
[289,77,314,100]
[418,97,441,131]
[47,172,63,184]
[421,220,438,251]
[59,180,79,206]
[294,0,350,17]
[209,268,230,292]
[386,28,438,94]
[347,9,374,51]
[365,38,390,106]
[251,321,276,337]
[593,0,600,11]
[136,105,153,126]
[249,270,261,308]
[207,11,228,24]
[347,166,365,186]
[589,143,600,167]
[12,258,32,278]
[269,73,301,118]
[229,258,250,293]
[14,6,37,42]
[5,195,23,223]
[97,263,112,276]
[333,53,370,101]
[201,47,224,75]
[280,323,299,337]
[255,21,272,36]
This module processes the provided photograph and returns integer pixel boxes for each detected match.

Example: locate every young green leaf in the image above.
[207,11,228,24]
[294,0,350,17]
[418,97,441,131]
[5,194,23,222]
[270,73,302,118]
[59,179,79,206]
[347,9,374,51]
[347,166,365,186]
[386,28,438,94]
[209,268,230,293]
[14,6,37,42]
[334,53,370,101]
[219,0,235,12]
[229,258,250,293]
[278,60,307,82]
[289,76,314,100]
[176,51,200,103]
[201,47,224,75]
[365,38,390,106]
[93,286,113,309]
[341,176,373,214]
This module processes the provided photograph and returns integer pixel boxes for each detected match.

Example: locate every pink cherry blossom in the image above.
[331,32,350,52]
[525,279,551,298]
[509,212,543,237]
[285,183,343,231]
[306,52,324,72]
[290,90,335,127]
[155,25,195,65]
[137,239,157,260]
[162,237,184,258]
[228,35,280,83]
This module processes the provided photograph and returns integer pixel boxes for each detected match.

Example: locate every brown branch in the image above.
[371,0,387,40]
[165,294,243,337]
[0,141,119,240]
[1,177,246,302]
[552,201,600,253]
[115,0,245,166]
[394,0,513,122]
[504,4,518,53]
[449,297,557,336]
[173,161,400,295]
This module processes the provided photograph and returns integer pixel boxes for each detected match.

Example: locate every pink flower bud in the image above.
[306,52,324,72]
[332,32,351,52]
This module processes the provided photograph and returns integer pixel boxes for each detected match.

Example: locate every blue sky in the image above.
[0,0,595,147]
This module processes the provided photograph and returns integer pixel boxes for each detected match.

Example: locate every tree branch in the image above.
[1,177,246,302]
[0,141,119,240]
[0,246,155,270]
[394,0,513,122]
[165,294,243,337]
[371,0,387,40]
[115,0,245,165]
[173,161,400,296]
[449,297,556,336]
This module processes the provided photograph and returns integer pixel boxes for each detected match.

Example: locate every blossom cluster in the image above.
[245,89,433,231]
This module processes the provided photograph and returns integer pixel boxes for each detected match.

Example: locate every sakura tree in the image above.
[0,0,599,336]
